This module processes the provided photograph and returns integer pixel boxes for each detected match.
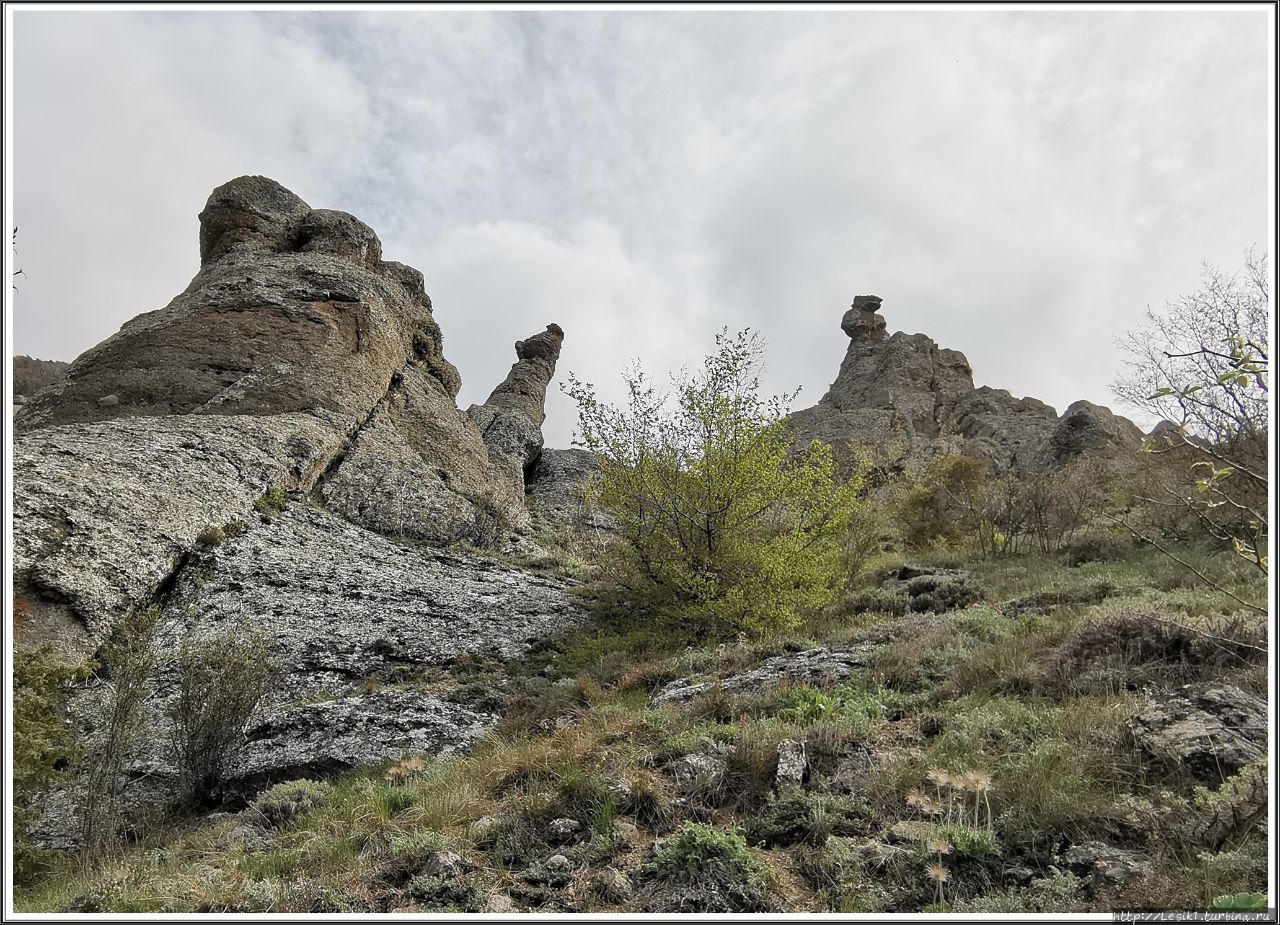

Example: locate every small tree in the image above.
[564,329,865,637]
[1112,250,1270,584]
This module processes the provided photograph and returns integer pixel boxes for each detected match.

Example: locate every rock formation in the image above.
[789,295,1144,471]
[13,177,585,837]
[467,323,565,493]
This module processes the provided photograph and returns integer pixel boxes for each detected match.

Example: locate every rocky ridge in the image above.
[789,295,1145,471]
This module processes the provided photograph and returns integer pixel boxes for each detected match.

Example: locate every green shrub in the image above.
[251,779,333,829]
[254,484,288,517]
[168,625,277,808]
[564,329,866,638]
[13,643,86,883]
[744,791,860,848]
[642,823,761,880]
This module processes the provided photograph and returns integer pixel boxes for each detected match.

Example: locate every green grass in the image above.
[14,540,1268,914]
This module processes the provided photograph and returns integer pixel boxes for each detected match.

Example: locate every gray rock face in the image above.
[789,296,1143,471]
[29,501,588,845]
[234,691,493,789]
[525,448,612,531]
[651,647,874,706]
[18,176,456,432]
[12,413,345,649]
[160,502,586,705]
[1126,684,1266,785]
[13,176,563,649]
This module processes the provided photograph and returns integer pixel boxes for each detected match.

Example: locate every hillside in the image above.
[10,177,1269,915]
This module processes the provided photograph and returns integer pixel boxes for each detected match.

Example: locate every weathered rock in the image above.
[652,647,875,706]
[789,296,1143,472]
[1126,684,1266,785]
[233,691,493,790]
[319,365,530,547]
[19,176,455,432]
[1062,841,1152,886]
[546,817,583,844]
[775,739,808,789]
[521,853,574,888]
[1049,400,1144,463]
[467,323,565,490]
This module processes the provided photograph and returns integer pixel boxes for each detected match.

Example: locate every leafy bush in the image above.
[168,625,277,807]
[13,643,85,883]
[251,779,333,829]
[564,329,866,637]
[78,605,163,859]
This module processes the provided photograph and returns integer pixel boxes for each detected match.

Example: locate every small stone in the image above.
[547,817,582,843]
[775,739,807,789]
[481,892,516,914]
[588,867,634,904]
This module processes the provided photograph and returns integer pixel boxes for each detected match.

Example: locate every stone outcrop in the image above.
[468,324,565,493]
[13,176,566,647]
[13,177,585,841]
[1126,683,1266,785]
[789,295,1144,471]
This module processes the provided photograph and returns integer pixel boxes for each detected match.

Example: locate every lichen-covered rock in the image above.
[1126,684,1266,785]
[1062,841,1152,886]
[651,647,875,706]
[11,413,344,650]
[233,691,493,791]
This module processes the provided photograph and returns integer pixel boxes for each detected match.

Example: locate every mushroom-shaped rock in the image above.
[840,294,887,343]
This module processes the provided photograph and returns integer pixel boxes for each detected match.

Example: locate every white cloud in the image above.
[10,8,1271,446]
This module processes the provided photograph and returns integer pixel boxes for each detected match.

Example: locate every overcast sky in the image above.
[8,7,1273,446]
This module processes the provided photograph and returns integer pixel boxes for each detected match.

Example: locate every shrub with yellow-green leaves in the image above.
[564,328,867,638]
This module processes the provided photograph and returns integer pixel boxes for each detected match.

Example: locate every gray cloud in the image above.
[10,8,1270,445]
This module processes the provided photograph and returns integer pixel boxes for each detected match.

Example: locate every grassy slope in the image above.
[15,542,1268,913]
